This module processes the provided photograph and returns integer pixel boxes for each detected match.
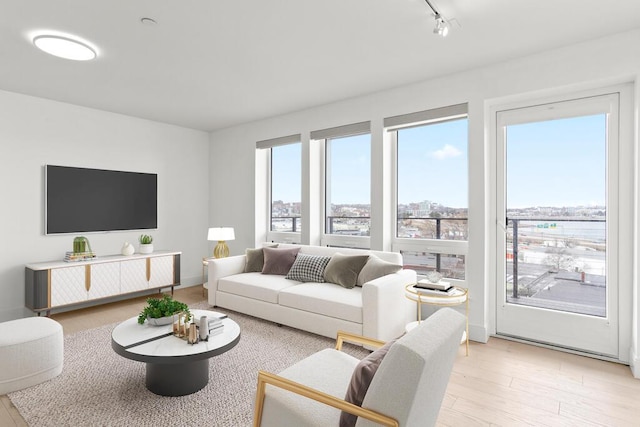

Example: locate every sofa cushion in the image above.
[340,338,397,427]
[323,253,369,289]
[244,245,278,273]
[285,253,331,283]
[278,283,363,323]
[218,272,301,304]
[262,247,301,275]
[356,255,403,286]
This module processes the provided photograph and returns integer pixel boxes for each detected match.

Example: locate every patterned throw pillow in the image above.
[285,253,332,283]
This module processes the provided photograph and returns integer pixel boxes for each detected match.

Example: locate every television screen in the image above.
[45,165,157,234]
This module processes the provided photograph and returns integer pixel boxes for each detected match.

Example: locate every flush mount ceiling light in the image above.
[424,0,450,37]
[33,34,97,61]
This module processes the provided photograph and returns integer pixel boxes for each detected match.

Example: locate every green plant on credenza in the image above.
[137,294,190,324]
[139,234,153,244]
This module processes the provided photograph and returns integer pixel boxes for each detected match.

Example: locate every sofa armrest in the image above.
[361,269,417,341]
[207,255,246,306]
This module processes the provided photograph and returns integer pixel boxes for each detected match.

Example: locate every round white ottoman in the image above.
[0,317,63,395]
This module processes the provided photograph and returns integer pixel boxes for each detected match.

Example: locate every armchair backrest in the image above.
[358,308,465,427]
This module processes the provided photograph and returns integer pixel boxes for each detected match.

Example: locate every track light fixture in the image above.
[424,0,450,37]
[433,13,449,37]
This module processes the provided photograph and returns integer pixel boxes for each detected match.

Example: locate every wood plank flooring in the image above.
[2,285,638,426]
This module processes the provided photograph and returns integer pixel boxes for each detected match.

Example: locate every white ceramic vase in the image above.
[139,243,154,254]
[121,242,135,256]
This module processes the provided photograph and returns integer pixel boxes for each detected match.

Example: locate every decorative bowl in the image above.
[147,315,174,326]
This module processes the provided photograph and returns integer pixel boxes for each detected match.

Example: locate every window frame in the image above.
[257,134,303,244]
[386,104,469,281]
[312,122,372,249]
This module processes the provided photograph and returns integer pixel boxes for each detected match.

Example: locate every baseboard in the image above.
[630,347,640,379]
[0,306,33,323]
[469,323,489,344]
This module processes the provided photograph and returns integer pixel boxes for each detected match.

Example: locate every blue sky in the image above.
[271,114,606,209]
[507,114,606,208]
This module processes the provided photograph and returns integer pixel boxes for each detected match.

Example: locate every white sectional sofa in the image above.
[207,244,417,341]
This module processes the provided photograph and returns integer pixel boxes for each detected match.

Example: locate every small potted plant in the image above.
[138,234,154,254]
[137,294,191,325]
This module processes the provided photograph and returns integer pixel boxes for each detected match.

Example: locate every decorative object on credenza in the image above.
[63,251,96,262]
[138,234,154,254]
[121,242,135,256]
[207,227,235,258]
[137,295,190,325]
[65,236,95,262]
[73,236,90,253]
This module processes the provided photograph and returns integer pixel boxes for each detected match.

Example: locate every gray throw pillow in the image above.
[339,338,397,427]
[244,245,278,273]
[356,255,403,286]
[261,247,301,275]
[285,253,331,283]
[323,253,369,289]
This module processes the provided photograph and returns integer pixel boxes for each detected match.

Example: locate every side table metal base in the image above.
[146,359,209,396]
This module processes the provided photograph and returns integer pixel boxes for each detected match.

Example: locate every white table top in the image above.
[111,309,240,359]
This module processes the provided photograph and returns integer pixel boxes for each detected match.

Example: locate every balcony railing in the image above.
[506,217,606,317]
[270,216,301,232]
[397,216,468,240]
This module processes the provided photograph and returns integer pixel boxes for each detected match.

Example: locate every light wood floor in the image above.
[2,286,639,426]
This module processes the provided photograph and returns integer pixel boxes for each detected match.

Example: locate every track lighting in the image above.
[424,0,450,38]
[433,13,449,37]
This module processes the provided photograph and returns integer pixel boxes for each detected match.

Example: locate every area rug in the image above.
[9,303,369,427]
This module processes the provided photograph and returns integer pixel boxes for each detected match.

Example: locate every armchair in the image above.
[253,308,465,427]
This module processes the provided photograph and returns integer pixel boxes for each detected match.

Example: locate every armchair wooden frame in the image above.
[253,331,399,427]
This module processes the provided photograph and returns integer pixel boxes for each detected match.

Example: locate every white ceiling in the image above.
[1,1,639,132]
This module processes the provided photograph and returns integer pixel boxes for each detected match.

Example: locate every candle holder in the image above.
[172,312,189,338]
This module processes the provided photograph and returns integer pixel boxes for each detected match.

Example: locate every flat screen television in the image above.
[45,165,157,235]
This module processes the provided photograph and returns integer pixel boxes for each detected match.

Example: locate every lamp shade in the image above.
[208,227,235,241]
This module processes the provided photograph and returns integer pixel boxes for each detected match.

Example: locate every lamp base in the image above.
[213,241,229,258]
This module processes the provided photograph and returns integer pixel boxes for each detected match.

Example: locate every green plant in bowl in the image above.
[139,234,153,244]
[137,294,190,325]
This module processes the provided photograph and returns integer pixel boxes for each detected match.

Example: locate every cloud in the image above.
[431,144,462,160]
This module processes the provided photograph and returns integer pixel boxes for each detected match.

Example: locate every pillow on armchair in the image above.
[339,338,397,427]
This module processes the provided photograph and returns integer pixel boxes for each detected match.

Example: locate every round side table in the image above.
[405,284,469,356]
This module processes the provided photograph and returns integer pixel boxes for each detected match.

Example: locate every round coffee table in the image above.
[111,309,240,396]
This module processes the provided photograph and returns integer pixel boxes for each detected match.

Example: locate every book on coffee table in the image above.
[415,286,458,296]
[416,279,452,291]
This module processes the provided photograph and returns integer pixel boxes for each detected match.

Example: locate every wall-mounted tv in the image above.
[45,165,157,235]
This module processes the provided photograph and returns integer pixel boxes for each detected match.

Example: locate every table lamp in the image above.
[208,227,235,258]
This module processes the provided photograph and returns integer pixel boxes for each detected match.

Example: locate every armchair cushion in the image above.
[340,338,397,427]
[262,247,301,275]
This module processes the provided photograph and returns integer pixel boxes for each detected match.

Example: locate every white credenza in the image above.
[25,251,181,315]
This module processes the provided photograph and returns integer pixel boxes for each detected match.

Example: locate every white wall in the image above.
[0,90,210,321]
[209,29,640,362]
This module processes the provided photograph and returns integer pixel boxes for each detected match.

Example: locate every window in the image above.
[271,143,301,233]
[387,104,468,280]
[256,134,302,242]
[325,133,371,236]
[311,122,371,248]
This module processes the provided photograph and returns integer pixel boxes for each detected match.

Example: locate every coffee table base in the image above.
[145,359,209,396]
